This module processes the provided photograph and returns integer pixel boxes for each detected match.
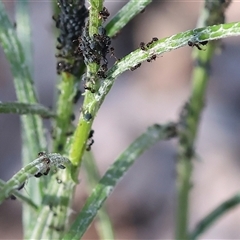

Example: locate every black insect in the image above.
[140,42,146,50]
[84,112,92,121]
[73,89,82,104]
[99,7,110,21]
[38,151,45,157]
[188,40,208,50]
[57,143,64,152]
[130,63,141,71]
[147,54,157,63]
[17,182,25,191]
[86,139,94,151]
[34,172,43,178]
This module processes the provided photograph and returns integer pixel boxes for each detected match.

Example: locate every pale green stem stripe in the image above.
[189,193,240,240]
[106,0,152,37]
[0,102,55,117]
[63,123,177,240]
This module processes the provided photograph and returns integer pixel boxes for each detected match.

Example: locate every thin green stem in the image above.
[176,2,231,238]
[69,0,103,179]
[106,0,152,38]
[97,22,240,107]
[189,193,240,240]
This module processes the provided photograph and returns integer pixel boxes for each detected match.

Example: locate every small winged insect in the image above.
[188,40,208,50]
[0,152,71,203]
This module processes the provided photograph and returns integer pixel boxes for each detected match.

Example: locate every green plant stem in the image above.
[0,102,55,117]
[176,32,217,240]
[106,0,152,37]
[0,180,38,210]
[63,123,177,240]
[176,1,231,238]
[52,73,77,154]
[98,22,240,107]
[31,73,80,239]
[69,0,103,179]
[189,193,240,240]
[83,151,115,240]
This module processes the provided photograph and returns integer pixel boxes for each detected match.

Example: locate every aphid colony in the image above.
[0,152,70,202]
[53,0,88,75]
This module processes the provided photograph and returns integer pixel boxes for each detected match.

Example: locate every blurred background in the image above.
[1,1,240,239]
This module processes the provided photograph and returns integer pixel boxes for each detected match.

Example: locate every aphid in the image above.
[17,182,25,191]
[43,167,50,176]
[57,165,66,170]
[98,26,106,36]
[86,139,94,151]
[34,172,43,178]
[88,129,94,139]
[97,70,107,78]
[38,151,45,157]
[101,63,108,72]
[57,143,64,152]
[99,7,110,21]
[130,63,141,71]
[73,89,82,104]
[84,85,96,93]
[152,37,158,42]
[140,42,146,50]
[152,55,157,61]
[49,224,64,232]
[10,195,16,200]
[70,114,75,121]
[84,112,92,121]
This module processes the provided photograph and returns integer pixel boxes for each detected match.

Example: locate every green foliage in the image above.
[0,0,240,239]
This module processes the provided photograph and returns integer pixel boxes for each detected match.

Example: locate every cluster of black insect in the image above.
[77,6,114,79]
[78,23,112,78]
[53,0,88,75]
[130,37,159,72]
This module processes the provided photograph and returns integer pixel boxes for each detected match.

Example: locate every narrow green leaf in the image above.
[63,123,177,240]
[0,102,55,117]
[189,193,240,240]
[106,0,152,37]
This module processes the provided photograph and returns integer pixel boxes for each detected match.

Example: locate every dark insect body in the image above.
[99,7,110,21]
[188,40,208,50]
